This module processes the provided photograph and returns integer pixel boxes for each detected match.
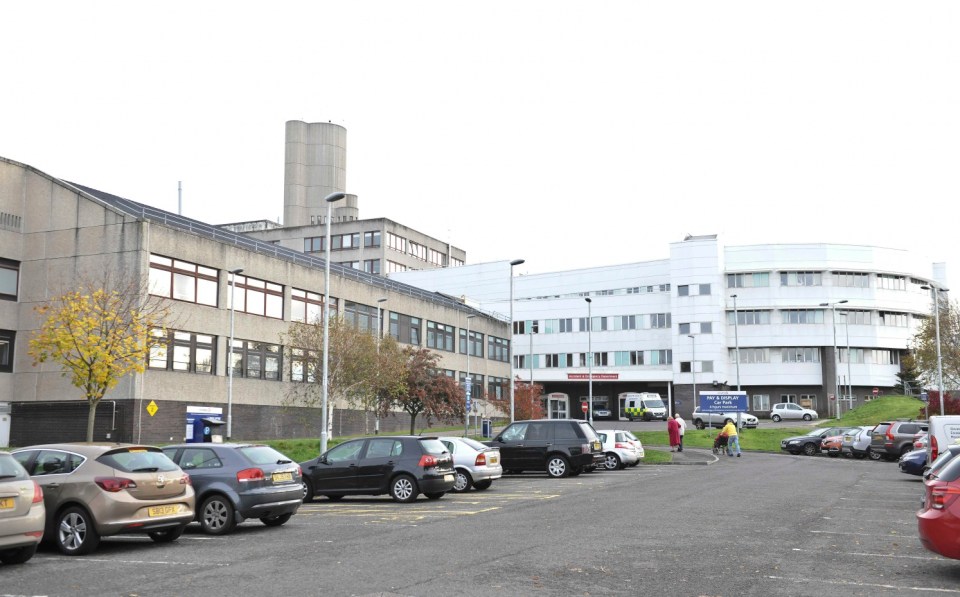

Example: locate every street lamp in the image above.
[320,191,346,454]
[465,314,476,437]
[508,258,524,423]
[843,310,852,413]
[227,267,243,440]
[820,300,848,418]
[922,285,950,416]
[688,334,697,411]
[585,297,593,423]
[731,294,741,391]
[374,297,387,435]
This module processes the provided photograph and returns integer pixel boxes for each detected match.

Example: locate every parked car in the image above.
[300,436,455,503]
[437,436,502,492]
[11,444,194,556]
[592,407,612,420]
[899,449,927,476]
[924,444,960,481]
[620,430,645,460]
[840,425,878,460]
[914,433,929,451]
[487,419,605,478]
[870,420,929,460]
[597,430,642,470]
[0,452,45,565]
[917,453,960,559]
[691,408,759,430]
[162,443,302,535]
[770,402,819,422]
[926,415,960,464]
[780,427,856,456]
[821,434,845,457]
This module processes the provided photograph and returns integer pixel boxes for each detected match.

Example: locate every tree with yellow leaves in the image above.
[29,277,171,442]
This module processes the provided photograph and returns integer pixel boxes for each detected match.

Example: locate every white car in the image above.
[437,437,502,492]
[597,430,643,470]
[770,402,819,422]
[690,408,759,430]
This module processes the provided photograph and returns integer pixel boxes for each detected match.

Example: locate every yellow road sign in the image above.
[146,400,159,417]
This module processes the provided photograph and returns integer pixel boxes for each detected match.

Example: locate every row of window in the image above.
[514,313,672,335]
[516,349,673,369]
[726,308,913,327]
[727,271,927,291]
[303,231,382,253]
[730,347,900,365]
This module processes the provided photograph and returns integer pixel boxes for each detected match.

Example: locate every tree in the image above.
[910,296,960,392]
[385,347,464,435]
[920,390,959,418]
[29,276,171,442]
[895,353,923,396]
[489,378,544,421]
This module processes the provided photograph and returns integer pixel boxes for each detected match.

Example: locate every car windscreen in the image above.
[419,439,449,455]
[643,399,665,408]
[99,447,180,473]
[0,454,29,480]
[239,445,293,465]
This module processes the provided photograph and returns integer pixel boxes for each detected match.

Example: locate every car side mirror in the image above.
[493,436,502,442]
[318,455,328,464]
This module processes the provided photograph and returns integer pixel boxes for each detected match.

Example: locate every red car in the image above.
[917,454,960,560]
[821,435,844,457]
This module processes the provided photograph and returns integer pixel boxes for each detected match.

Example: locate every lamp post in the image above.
[843,310,853,413]
[508,259,524,423]
[374,297,387,435]
[227,267,243,440]
[688,334,697,412]
[465,314,476,437]
[320,191,346,454]
[731,294,742,430]
[585,297,593,423]
[921,285,950,416]
[820,300,848,417]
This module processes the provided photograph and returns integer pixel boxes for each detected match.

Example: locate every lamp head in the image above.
[377,298,388,304]
[324,192,346,203]
[585,297,592,303]
[510,259,525,266]
[230,268,244,275]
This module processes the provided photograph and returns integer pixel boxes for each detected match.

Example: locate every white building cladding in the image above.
[0,156,510,445]
[391,235,947,419]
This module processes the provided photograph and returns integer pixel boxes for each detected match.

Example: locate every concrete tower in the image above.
[283,120,359,227]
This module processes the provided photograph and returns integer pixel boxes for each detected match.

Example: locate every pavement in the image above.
[649,445,719,465]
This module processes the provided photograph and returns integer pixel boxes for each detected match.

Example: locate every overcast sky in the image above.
[3,2,957,284]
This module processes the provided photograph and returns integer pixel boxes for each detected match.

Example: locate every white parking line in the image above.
[810,530,907,537]
[821,516,914,526]
[791,548,942,560]
[766,575,960,593]
[43,556,230,566]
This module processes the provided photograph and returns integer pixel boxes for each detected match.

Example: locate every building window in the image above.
[408,241,427,261]
[428,248,445,266]
[303,237,325,253]
[877,274,906,290]
[731,348,768,364]
[426,321,455,352]
[149,255,218,306]
[680,361,692,373]
[343,302,378,332]
[291,289,332,324]
[781,394,798,404]
[871,349,899,365]
[614,350,644,366]
[648,350,672,365]
[290,348,319,382]
[727,310,771,325]
[488,336,509,363]
[780,271,822,286]
[727,272,770,288]
[699,284,711,295]
[782,309,824,324]
[700,322,712,334]
[0,259,19,301]
[363,259,381,274]
[386,232,406,253]
[879,311,908,327]
[149,330,215,374]
[487,376,507,399]
[459,329,484,357]
[591,352,608,367]
[678,285,690,297]
[0,329,14,372]
[363,231,381,248]
[385,260,408,274]
[781,347,820,363]
[834,271,870,288]
[230,274,284,319]
[839,348,865,364]
[389,312,421,346]
[613,315,636,331]
[842,310,871,325]
[752,394,771,411]
[331,233,360,251]
[230,340,282,380]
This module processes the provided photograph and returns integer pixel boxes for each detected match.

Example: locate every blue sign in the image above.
[698,391,748,413]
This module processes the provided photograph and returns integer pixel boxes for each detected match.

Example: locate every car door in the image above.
[491,423,528,469]
[517,422,552,469]
[785,404,803,419]
[355,438,402,491]
[305,439,364,493]
[16,449,83,514]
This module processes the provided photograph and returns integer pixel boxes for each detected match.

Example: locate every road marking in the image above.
[840,496,919,503]
[821,516,913,526]
[791,548,942,560]
[44,556,230,567]
[766,575,960,593]
[809,530,905,537]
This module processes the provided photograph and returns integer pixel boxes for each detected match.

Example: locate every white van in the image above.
[620,393,667,421]
[926,415,960,463]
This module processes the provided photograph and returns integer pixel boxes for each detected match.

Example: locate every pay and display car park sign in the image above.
[699,391,748,413]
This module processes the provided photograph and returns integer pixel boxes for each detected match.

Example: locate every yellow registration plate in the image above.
[272,472,293,483]
[0,497,14,510]
[593,441,602,451]
[444,474,454,482]
[489,456,498,465]
[147,504,178,517]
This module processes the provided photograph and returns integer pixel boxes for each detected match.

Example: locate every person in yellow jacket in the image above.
[721,420,741,457]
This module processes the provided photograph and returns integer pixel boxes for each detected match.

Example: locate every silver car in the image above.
[597,430,642,470]
[0,452,46,565]
[437,437,502,492]
[840,425,877,459]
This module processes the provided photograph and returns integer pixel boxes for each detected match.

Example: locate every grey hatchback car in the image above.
[163,444,302,535]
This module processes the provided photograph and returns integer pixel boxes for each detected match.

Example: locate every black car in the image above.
[870,420,929,461]
[486,419,605,478]
[299,436,455,503]
[780,427,856,456]
[162,443,303,535]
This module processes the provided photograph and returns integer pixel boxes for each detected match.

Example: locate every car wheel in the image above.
[694,419,705,430]
[604,453,621,470]
[390,474,419,503]
[802,443,818,456]
[260,513,292,527]
[301,478,315,503]
[452,469,473,492]
[642,413,652,421]
[424,492,445,500]
[867,448,882,461]
[149,525,185,543]
[200,495,237,536]
[627,416,634,422]
[56,506,100,556]
[900,445,913,457]
[473,480,493,491]
[0,544,38,565]
[546,455,570,478]
[802,414,813,421]
[771,414,782,422]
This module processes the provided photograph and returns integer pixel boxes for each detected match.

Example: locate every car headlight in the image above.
[788,440,799,444]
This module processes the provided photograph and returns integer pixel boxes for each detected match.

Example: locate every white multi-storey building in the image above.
[392,235,948,420]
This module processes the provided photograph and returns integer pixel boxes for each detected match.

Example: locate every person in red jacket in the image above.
[667,415,681,452]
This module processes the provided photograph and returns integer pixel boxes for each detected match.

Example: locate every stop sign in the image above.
[872,387,879,396]
[582,402,588,413]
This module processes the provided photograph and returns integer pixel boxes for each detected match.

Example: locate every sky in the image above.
[3,2,958,282]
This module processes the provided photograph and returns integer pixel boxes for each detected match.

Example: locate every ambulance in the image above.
[621,392,667,421]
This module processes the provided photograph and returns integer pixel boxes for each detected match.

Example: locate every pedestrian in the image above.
[674,413,686,452]
[667,414,681,452]
[722,419,741,457]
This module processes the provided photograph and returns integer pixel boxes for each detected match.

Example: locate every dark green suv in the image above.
[486,419,605,478]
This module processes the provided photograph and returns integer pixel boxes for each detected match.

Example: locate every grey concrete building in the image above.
[0,156,509,447]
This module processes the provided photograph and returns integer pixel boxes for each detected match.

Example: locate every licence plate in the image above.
[147,504,179,517]
[272,472,293,483]
[0,497,13,510]
[489,455,498,465]
[593,441,601,450]
[444,474,454,482]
